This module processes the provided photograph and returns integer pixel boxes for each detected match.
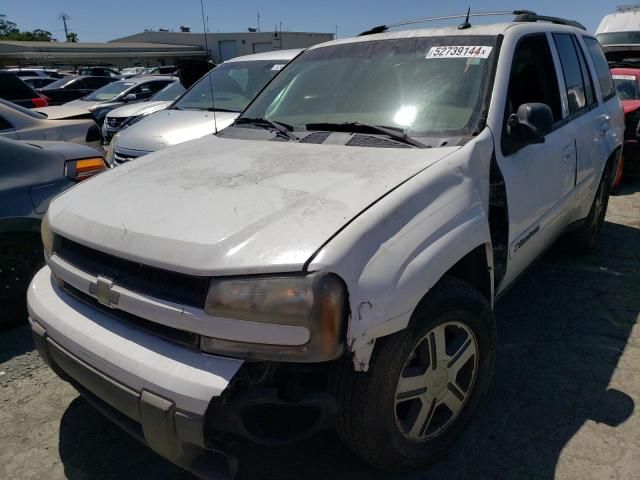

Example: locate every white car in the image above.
[105,49,301,165]
[101,80,186,142]
[0,98,101,148]
[29,12,622,477]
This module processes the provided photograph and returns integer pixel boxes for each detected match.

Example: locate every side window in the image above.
[574,36,596,107]
[72,79,88,89]
[84,77,108,89]
[553,33,592,114]
[583,37,616,100]
[505,34,562,122]
[0,115,14,131]
[131,83,154,99]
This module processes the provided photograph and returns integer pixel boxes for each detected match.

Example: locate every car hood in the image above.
[33,106,93,120]
[48,135,459,276]
[116,109,237,153]
[65,99,121,110]
[107,100,172,119]
[622,99,640,114]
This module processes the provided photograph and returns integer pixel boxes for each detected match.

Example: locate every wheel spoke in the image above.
[396,374,428,400]
[448,337,474,378]
[408,397,436,438]
[441,383,465,415]
[430,324,447,369]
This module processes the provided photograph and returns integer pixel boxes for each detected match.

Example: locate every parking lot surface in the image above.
[1,181,639,480]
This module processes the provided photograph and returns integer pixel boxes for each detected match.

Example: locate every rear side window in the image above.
[583,37,616,100]
[0,75,36,100]
[84,77,112,89]
[553,34,595,114]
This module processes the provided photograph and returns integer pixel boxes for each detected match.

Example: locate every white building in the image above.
[110,30,334,63]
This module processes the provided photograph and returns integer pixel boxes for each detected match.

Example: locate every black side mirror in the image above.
[507,102,553,147]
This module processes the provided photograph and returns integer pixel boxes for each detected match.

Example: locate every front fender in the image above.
[309,130,495,370]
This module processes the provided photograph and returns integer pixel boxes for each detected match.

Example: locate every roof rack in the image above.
[358,9,585,36]
[513,12,586,31]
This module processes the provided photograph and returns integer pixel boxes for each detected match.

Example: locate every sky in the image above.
[0,0,626,42]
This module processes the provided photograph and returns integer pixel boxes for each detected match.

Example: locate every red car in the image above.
[611,67,640,186]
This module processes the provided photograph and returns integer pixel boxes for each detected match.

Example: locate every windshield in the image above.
[597,31,640,46]
[84,80,134,101]
[241,37,497,137]
[152,81,186,101]
[173,59,291,112]
[613,74,640,100]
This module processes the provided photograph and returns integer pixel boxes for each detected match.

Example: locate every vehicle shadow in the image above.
[56,219,639,479]
[0,324,35,364]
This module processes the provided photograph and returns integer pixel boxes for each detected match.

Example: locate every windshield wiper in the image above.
[207,107,241,113]
[234,117,299,141]
[305,122,427,148]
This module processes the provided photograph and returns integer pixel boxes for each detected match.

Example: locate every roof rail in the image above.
[513,12,586,31]
[358,9,585,36]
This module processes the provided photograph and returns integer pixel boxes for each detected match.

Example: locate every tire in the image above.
[330,277,496,471]
[566,165,612,256]
[0,235,44,330]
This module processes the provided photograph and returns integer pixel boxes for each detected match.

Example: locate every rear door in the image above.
[551,33,600,190]
[495,33,578,290]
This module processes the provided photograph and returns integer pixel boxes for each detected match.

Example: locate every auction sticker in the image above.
[426,45,493,59]
[271,64,285,71]
[612,74,636,81]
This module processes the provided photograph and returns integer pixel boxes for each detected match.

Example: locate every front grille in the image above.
[107,117,126,129]
[63,283,200,349]
[113,150,140,165]
[57,237,209,308]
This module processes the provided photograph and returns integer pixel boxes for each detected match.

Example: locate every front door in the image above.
[495,33,577,291]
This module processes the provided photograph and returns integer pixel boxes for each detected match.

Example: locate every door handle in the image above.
[563,144,574,161]
[597,115,610,137]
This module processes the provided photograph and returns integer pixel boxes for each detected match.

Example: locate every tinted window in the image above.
[507,34,562,122]
[583,37,616,100]
[41,77,77,89]
[151,81,185,101]
[554,34,589,114]
[131,80,171,99]
[574,37,596,106]
[83,77,113,89]
[613,74,640,100]
[0,74,36,100]
[0,114,13,130]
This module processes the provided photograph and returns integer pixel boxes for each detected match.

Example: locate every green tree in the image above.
[66,32,78,42]
[0,14,52,41]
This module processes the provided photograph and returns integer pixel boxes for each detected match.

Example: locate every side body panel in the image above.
[309,131,495,370]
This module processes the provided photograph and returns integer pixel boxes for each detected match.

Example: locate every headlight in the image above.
[41,211,56,257]
[202,273,348,362]
[105,132,120,166]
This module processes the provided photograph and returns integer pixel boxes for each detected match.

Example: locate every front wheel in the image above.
[331,277,496,471]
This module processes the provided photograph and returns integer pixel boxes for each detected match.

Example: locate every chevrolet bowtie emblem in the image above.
[89,276,120,308]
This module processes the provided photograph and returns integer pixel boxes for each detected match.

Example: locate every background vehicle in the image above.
[0,98,102,148]
[107,50,300,164]
[611,67,640,186]
[120,66,147,78]
[146,65,177,75]
[3,68,65,79]
[22,76,57,89]
[0,72,48,108]
[64,75,176,123]
[1,137,106,329]
[102,80,186,142]
[76,66,121,78]
[28,12,623,477]
[37,76,118,106]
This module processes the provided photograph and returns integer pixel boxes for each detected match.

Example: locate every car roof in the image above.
[117,75,178,83]
[224,48,303,63]
[308,21,589,50]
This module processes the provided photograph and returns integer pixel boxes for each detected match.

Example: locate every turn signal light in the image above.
[65,157,108,181]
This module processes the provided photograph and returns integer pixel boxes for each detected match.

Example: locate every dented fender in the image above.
[309,130,495,370]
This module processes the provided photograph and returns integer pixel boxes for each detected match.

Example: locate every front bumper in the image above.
[28,266,242,477]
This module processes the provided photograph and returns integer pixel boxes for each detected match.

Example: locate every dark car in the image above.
[0,136,107,328]
[0,72,49,108]
[37,76,118,106]
[22,76,58,89]
[76,66,121,77]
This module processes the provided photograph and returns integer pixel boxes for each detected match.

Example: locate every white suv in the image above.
[28,11,622,477]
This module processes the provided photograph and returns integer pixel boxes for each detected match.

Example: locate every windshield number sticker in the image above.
[426,46,493,59]
[613,74,636,81]
[271,64,285,71]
